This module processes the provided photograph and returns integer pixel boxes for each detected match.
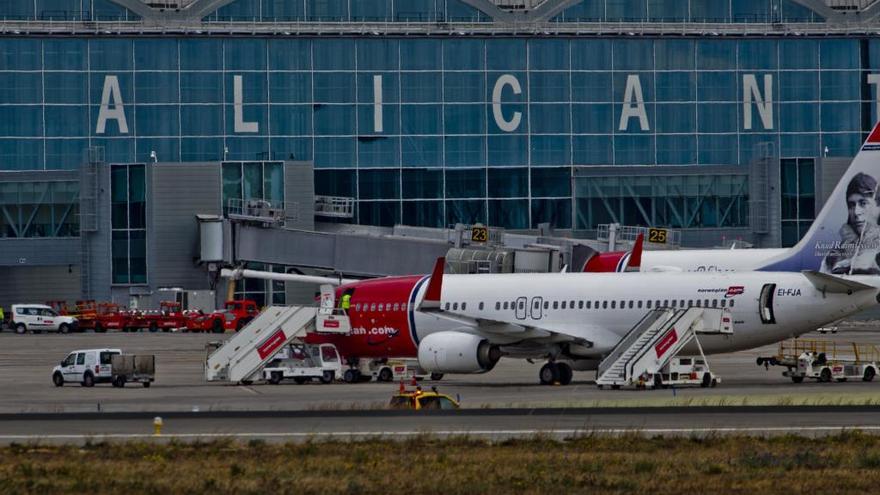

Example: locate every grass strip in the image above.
[3,433,880,493]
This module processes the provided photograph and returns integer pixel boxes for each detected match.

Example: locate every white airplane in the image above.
[225,124,880,385]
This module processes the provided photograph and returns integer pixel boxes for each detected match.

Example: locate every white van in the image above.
[52,348,121,387]
[11,304,78,334]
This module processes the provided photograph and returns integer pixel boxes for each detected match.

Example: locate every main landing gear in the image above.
[539,361,573,385]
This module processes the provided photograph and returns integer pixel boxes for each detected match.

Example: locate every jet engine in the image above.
[418,331,502,374]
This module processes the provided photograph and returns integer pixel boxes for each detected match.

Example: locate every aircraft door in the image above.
[759,283,776,324]
[530,297,543,320]
[515,297,528,320]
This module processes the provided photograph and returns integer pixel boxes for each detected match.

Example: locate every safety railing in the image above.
[314,196,354,219]
[226,198,298,226]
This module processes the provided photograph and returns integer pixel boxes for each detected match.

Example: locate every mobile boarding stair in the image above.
[205,285,352,384]
[595,307,733,389]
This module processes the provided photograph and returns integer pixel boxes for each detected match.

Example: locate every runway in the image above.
[2,406,880,443]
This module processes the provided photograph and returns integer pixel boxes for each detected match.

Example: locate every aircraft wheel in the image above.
[539,363,559,385]
[556,362,573,385]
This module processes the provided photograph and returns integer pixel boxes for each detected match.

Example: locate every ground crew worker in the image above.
[341,293,351,313]
[0,306,4,325]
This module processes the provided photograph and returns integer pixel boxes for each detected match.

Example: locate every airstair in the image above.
[205,305,319,383]
[596,307,733,388]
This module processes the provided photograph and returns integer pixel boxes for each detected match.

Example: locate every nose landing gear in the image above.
[539,361,573,385]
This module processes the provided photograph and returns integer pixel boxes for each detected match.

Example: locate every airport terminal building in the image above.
[1,0,879,307]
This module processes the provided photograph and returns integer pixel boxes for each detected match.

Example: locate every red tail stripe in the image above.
[423,257,445,302]
[867,122,880,144]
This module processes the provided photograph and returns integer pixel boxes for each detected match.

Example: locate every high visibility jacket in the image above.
[341,294,351,310]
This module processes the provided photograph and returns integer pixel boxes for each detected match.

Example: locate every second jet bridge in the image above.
[595,307,733,388]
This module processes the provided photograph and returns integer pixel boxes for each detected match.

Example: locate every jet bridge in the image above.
[595,307,732,389]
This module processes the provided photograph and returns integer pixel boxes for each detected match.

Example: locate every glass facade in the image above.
[0,32,875,230]
[221,161,284,212]
[0,0,139,21]
[780,157,816,247]
[111,164,146,284]
[554,0,824,23]
[0,181,79,238]
[208,0,490,22]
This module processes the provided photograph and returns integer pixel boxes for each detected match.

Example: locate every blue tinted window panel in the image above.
[136,138,180,163]
[225,39,266,71]
[315,169,355,196]
[529,72,569,103]
[490,199,528,229]
[530,135,570,166]
[90,73,133,111]
[402,136,442,167]
[697,103,737,133]
[314,137,356,168]
[446,199,486,226]
[135,72,179,104]
[655,103,696,133]
[223,105,268,135]
[443,40,484,71]
[648,0,686,21]
[821,40,859,70]
[531,198,571,229]
[93,137,134,164]
[93,0,138,20]
[656,135,696,165]
[606,0,646,21]
[45,72,87,104]
[181,105,223,136]
[444,72,485,103]
[180,39,222,71]
[180,72,223,103]
[614,135,655,165]
[822,132,861,158]
[314,73,355,103]
[0,73,41,104]
[268,40,311,70]
[262,0,306,20]
[571,72,612,103]
[400,40,441,70]
[89,39,133,71]
[270,105,312,135]
[488,167,527,198]
[698,134,737,165]
[0,139,43,170]
[740,133,779,163]
[446,0,490,22]
[529,39,569,71]
[697,72,736,102]
[780,133,819,157]
[350,0,392,21]
[46,139,88,170]
[613,72,654,104]
[555,0,603,21]
[403,201,444,227]
[357,40,398,71]
[779,103,819,133]
[821,71,860,102]
[401,73,442,103]
[444,136,485,167]
[307,0,349,21]
[181,137,223,161]
[531,104,570,134]
[696,41,736,70]
[225,73,267,104]
[444,104,485,135]
[486,40,526,71]
[402,169,442,199]
[821,103,860,132]
[0,106,42,137]
[732,0,775,22]
[573,135,613,165]
[0,2,34,19]
[739,40,778,70]
[269,73,312,103]
[134,40,178,71]
[656,72,696,103]
[223,137,269,161]
[270,137,312,161]
[314,105,355,135]
[215,0,259,20]
[45,106,89,137]
[655,40,694,70]
[358,201,399,227]
[358,104,399,135]
[782,0,822,22]
[571,104,614,134]
[0,40,41,70]
[612,40,653,71]
[358,169,400,199]
[780,40,818,70]
[779,71,819,102]
[401,105,442,135]
[531,167,570,197]
[487,135,528,166]
[446,168,486,199]
[358,137,400,168]
[618,103,654,134]
[571,40,611,70]
[357,73,399,104]
[313,40,354,70]
[43,39,86,71]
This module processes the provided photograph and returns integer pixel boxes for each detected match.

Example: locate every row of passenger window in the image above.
[442,298,736,312]
[353,302,409,313]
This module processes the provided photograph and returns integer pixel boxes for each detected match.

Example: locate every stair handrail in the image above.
[621,309,693,383]
[597,309,673,377]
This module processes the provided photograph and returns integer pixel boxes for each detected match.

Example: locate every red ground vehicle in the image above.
[184,300,259,333]
[46,300,128,333]
[127,301,187,333]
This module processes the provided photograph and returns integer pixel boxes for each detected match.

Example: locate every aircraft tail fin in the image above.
[760,122,880,273]
[420,257,445,309]
[583,233,644,273]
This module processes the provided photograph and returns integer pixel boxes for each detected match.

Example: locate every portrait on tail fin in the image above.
[821,172,880,275]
